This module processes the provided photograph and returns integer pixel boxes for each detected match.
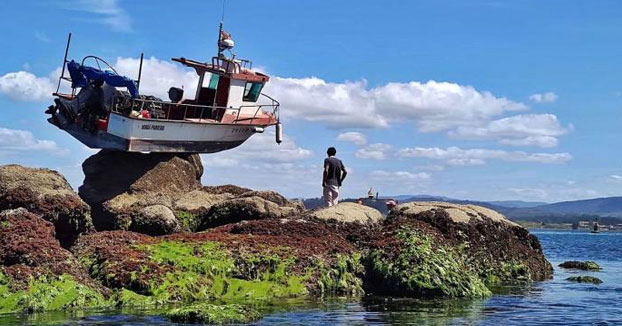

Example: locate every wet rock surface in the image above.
[0,165,94,247]
[566,276,602,284]
[559,260,601,270]
[166,303,261,324]
[0,160,553,315]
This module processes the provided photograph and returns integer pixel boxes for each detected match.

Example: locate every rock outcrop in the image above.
[566,276,602,284]
[0,162,554,315]
[197,194,303,230]
[364,201,553,297]
[79,150,204,234]
[0,165,93,246]
[309,202,383,225]
[0,208,106,313]
[559,261,601,270]
[79,151,303,235]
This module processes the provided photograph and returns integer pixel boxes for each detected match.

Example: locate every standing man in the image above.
[323,147,347,207]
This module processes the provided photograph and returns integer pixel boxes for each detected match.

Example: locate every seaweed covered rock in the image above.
[559,261,601,270]
[0,165,94,247]
[366,227,490,297]
[0,208,106,313]
[566,276,602,284]
[79,150,204,233]
[166,303,261,324]
[365,202,552,298]
[310,202,383,225]
[71,218,364,306]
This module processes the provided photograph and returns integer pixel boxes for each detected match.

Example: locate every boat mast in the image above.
[55,33,72,94]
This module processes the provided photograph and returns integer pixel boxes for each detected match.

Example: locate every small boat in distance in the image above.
[45,23,282,153]
[591,218,600,233]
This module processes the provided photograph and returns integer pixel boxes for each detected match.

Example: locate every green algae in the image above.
[0,273,108,314]
[175,211,199,232]
[130,241,311,304]
[166,303,261,324]
[112,289,161,307]
[317,253,364,296]
[483,262,531,285]
[367,227,491,298]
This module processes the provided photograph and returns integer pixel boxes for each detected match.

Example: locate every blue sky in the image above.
[1,0,621,202]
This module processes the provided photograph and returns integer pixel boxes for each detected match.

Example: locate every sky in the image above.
[1,0,621,202]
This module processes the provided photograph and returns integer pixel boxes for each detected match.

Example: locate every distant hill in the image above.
[487,200,548,208]
[532,197,622,216]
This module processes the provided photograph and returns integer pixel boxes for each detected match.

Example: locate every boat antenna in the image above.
[221,0,226,22]
[217,0,227,58]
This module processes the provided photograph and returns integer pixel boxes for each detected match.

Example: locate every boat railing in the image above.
[111,93,279,125]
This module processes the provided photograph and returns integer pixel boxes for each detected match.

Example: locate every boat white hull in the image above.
[52,112,268,153]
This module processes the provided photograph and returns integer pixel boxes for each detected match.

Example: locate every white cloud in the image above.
[67,0,133,32]
[398,146,572,164]
[610,175,622,182]
[529,92,558,103]
[373,81,528,132]
[336,131,367,146]
[266,78,527,130]
[200,131,317,197]
[201,131,312,168]
[267,77,387,128]
[113,57,199,99]
[449,114,571,148]
[355,143,392,160]
[0,127,65,153]
[446,158,486,166]
[0,71,55,102]
[370,170,431,181]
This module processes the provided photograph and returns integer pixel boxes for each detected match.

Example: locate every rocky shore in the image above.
[0,151,553,322]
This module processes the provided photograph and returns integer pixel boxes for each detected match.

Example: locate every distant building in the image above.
[578,221,590,228]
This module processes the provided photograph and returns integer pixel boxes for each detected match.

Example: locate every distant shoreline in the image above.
[519,221,622,232]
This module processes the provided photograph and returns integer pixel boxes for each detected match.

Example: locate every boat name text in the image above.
[141,124,165,131]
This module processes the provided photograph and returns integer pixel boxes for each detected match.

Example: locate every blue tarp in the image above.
[67,60,138,97]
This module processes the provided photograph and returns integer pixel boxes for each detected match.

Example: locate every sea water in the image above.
[2,229,621,325]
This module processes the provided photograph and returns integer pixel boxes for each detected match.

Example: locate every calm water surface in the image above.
[2,229,622,325]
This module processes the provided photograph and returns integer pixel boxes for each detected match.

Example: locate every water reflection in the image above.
[362,297,487,326]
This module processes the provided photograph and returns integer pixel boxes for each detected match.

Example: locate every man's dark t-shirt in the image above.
[324,157,345,186]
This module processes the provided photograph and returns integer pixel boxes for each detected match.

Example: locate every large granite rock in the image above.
[309,202,383,225]
[79,150,205,234]
[0,165,93,246]
[197,193,303,231]
[79,151,303,235]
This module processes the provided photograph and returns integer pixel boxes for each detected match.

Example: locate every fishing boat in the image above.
[45,23,282,153]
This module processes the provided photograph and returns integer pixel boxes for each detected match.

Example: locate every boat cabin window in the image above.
[243,82,264,102]
[202,73,220,90]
